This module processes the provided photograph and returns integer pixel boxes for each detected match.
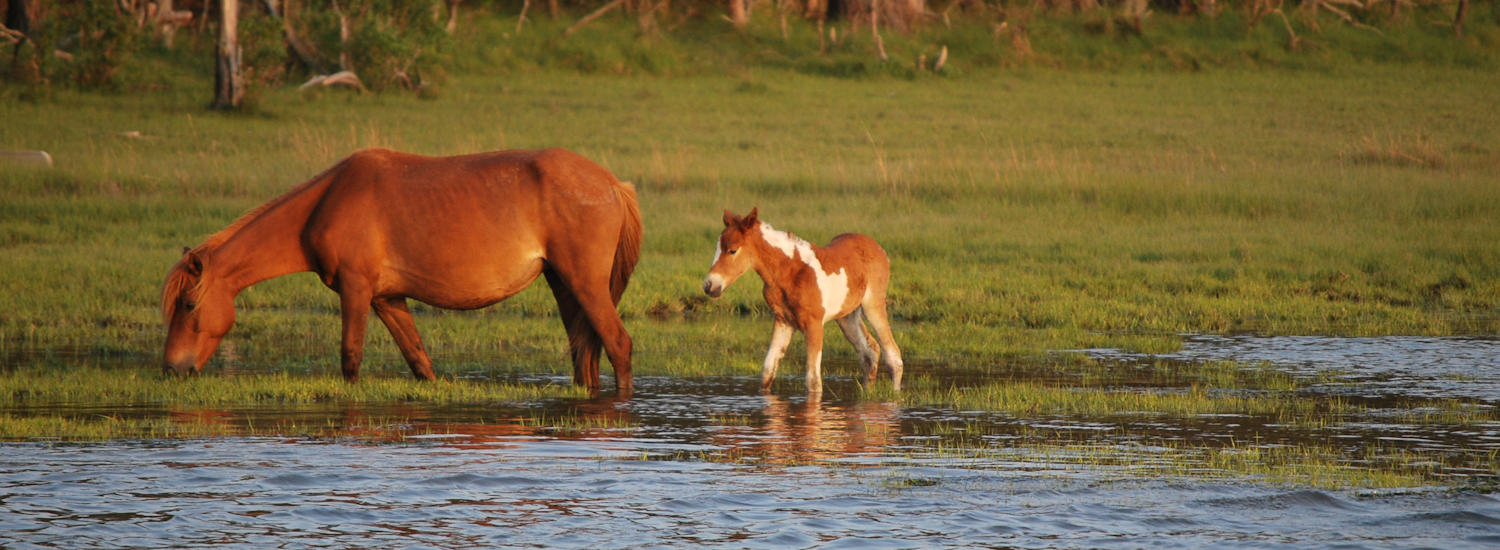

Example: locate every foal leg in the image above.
[372,297,436,381]
[760,321,795,392]
[862,298,905,391]
[804,322,826,395]
[543,268,602,391]
[835,309,881,388]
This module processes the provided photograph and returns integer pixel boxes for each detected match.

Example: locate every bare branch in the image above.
[563,0,627,37]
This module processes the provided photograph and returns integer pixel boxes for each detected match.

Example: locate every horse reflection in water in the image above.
[726,396,901,464]
[160,396,637,447]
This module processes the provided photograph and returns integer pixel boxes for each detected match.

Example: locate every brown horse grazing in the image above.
[702,208,903,394]
[161,148,642,391]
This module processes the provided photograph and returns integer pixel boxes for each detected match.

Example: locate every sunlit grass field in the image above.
[4,61,1498,380]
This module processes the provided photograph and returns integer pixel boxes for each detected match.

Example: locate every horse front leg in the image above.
[338,286,373,382]
[760,321,795,393]
[804,322,825,395]
[373,296,436,381]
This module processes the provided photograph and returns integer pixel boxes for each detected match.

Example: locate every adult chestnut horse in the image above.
[702,208,903,393]
[161,148,642,391]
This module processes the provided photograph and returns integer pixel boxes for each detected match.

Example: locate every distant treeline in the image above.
[1,0,1491,99]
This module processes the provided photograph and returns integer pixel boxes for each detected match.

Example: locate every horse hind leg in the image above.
[862,298,904,391]
[835,309,881,388]
[544,268,603,391]
[372,297,436,380]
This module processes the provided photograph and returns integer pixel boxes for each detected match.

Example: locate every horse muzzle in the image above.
[703,275,725,298]
[161,359,198,377]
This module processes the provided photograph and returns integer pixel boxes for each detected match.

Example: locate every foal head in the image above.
[161,249,236,376]
[703,208,763,298]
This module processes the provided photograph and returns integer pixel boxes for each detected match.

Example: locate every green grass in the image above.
[3,62,1498,413]
[1,10,1498,489]
[900,380,1353,418]
[1,367,586,407]
[3,63,1498,372]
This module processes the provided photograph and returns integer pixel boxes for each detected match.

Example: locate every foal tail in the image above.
[610,181,643,304]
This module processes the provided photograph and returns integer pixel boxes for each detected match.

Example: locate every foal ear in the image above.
[723,209,738,227]
[743,207,759,227]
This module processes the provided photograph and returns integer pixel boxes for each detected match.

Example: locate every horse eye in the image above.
[729,248,739,255]
[183,300,197,312]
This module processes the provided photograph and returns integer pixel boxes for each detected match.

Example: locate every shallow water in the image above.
[3,336,1500,548]
[5,434,1499,549]
[1162,335,1500,403]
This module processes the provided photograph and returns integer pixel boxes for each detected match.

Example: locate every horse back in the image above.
[824,233,890,275]
[315,147,624,232]
[303,148,629,303]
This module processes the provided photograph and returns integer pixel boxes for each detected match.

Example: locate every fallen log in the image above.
[0,150,54,167]
[299,70,367,92]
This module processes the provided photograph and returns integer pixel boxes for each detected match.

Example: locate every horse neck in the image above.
[202,192,320,295]
[750,225,813,288]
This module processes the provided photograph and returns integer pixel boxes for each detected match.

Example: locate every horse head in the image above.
[161,248,236,376]
[703,207,761,298]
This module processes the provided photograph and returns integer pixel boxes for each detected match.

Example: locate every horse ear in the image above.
[723,209,737,227]
[743,207,759,227]
[184,251,204,276]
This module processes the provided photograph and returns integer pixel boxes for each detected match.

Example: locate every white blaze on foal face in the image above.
[759,222,849,322]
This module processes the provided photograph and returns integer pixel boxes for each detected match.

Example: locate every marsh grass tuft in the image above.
[1349,134,1447,170]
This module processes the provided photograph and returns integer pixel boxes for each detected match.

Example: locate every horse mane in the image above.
[756,222,811,258]
[162,155,352,325]
[198,156,352,251]
[161,261,199,324]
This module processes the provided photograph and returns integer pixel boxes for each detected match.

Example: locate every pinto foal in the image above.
[703,208,904,393]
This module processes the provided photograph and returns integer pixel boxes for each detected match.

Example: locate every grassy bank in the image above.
[3,63,1498,376]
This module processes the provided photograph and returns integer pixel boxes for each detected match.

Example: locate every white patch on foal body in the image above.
[759,222,850,322]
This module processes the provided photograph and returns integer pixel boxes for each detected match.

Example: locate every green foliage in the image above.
[298,0,453,91]
[9,2,145,92]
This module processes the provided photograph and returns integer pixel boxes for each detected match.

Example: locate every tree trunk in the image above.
[273,0,327,74]
[212,0,245,110]
[728,0,749,28]
[6,0,31,57]
[446,0,461,33]
[1453,0,1469,36]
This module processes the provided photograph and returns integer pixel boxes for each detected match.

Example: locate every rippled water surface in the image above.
[1089,335,1500,402]
[3,336,1499,548]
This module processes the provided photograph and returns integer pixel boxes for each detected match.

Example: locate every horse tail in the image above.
[609,180,642,305]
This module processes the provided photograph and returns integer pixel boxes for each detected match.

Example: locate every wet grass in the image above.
[1,367,585,408]
[901,379,1353,418]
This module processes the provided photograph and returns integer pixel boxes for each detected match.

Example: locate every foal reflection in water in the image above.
[703,208,904,393]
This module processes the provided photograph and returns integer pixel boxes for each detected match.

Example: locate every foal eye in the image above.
[728,249,739,255]
[183,300,197,312]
